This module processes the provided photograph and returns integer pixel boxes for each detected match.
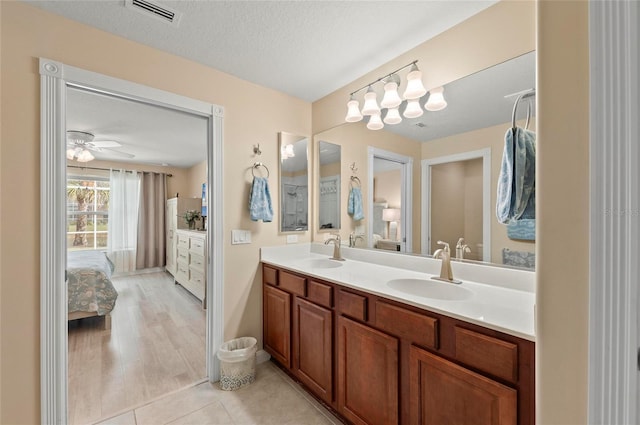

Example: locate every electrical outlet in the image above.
[286,235,298,244]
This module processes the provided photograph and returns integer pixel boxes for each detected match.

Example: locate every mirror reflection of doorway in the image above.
[367,147,413,252]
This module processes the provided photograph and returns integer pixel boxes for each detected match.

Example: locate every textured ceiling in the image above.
[25,0,496,102]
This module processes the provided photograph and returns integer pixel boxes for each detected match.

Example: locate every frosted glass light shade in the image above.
[384,107,402,125]
[345,99,363,122]
[403,65,427,99]
[367,113,384,130]
[403,99,424,118]
[380,81,402,109]
[361,88,380,116]
[76,149,95,162]
[425,86,448,111]
[66,148,77,160]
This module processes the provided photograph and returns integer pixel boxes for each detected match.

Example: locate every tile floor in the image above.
[94,361,342,425]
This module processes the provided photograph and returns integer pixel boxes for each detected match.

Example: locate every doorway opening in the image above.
[40,58,224,424]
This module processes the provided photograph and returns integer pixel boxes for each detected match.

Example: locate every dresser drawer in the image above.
[190,252,206,271]
[190,269,205,288]
[176,248,189,265]
[177,234,190,249]
[279,271,306,297]
[375,301,438,349]
[307,280,333,308]
[190,236,205,255]
[454,326,519,382]
[337,289,367,321]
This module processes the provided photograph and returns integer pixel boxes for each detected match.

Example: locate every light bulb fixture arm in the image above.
[348,60,419,97]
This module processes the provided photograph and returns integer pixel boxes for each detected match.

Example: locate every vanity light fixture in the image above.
[425,86,448,111]
[344,60,429,131]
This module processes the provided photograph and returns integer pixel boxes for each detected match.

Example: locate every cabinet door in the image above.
[166,201,177,274]
[338,316,398,425]
[410,346,517,425]
[264,285,291,367]
[293,297,333,404]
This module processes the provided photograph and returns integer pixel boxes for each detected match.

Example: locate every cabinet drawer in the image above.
[190,236,205,255]
[177,234,190,249]
[263,265,279,287]
[375,301,438,349]
[176,250,189,265]
[279,271,306,297]
[190,253,206,270]
[454,326,518,383]
[337,289,367,321]
[307,280,333,308]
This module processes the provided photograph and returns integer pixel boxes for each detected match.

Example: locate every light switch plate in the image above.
[231,229,252,245]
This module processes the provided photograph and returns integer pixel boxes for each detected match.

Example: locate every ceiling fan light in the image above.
[403,64,427,100]
[403,99,424,119]
[66,148,77,160]
[345,98,363,122]
[366,113,384,130]
[425,86,448,111]
[383,107,402,125]
[76,149,95,162]
[380,80,402,109]
[361,87,380,116]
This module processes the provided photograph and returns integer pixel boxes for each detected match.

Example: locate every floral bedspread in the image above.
[67,251,118,316]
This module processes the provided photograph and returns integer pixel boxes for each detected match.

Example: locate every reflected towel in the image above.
[496,127,536,224]
[347,187,364,221]
[249,177,273,222]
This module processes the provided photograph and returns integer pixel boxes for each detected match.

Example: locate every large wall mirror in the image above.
[312,51,536,270]
[318,140,341,231]
[279,132,309,232]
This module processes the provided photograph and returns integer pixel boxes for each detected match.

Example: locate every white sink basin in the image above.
[387,278,473,301]
[296,258,344,269]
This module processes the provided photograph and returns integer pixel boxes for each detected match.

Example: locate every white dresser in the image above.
[166,197,202,277]
[175,229,206,307]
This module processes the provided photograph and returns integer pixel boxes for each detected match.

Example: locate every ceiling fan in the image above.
[66,130,135,162]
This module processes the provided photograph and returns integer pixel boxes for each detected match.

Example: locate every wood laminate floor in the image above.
[69,271,206,425]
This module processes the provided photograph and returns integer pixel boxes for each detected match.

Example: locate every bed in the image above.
[67,250,118,329]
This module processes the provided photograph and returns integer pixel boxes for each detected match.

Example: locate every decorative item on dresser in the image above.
[175,229,207,307]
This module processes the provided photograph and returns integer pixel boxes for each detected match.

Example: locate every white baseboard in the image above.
[256,349,271,364]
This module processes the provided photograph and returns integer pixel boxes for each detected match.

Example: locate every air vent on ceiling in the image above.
[125,0,182,27]
[415,122,428,128]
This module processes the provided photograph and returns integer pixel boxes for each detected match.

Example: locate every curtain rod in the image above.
[67,165,173,177]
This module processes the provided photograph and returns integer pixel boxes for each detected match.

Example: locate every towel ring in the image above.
[512,92,535,130]
[252,162,269,178]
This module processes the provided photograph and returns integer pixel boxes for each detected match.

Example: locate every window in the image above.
[67,176,110,251]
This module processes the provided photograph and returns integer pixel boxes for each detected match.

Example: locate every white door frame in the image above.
[39,58,225,424]
[588,1,639,423]
[421,148,491,261]
[367,147,413,252]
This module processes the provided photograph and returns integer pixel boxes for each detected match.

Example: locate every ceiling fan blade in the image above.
[90,140,122,148]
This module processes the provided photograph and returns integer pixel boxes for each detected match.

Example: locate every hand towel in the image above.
[496,127,536,224]
[347,187,364,221]
[249,177,273,222]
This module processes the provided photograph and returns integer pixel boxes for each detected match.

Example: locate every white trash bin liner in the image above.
[217,337,257,391]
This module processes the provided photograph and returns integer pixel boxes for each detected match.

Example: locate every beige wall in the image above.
[431,162,466,253]
[0,2,311,423]
[422,120,535,263]
[373,169,401,207]
[464,159,483,261]
[185,160,207,200]
[311,122,421,251]
[536,1,589,423]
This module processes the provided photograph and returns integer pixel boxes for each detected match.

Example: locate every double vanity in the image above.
[261,243,535,425]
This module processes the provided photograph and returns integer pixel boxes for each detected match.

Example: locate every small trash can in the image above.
[216,336,257,391]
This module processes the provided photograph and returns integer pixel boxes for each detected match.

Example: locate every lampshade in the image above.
[76,149,95,162]
[425,86,448,111]
[403,64,427,100]
[403,99,424,118]
[361,86,380,116]
[382,208,401,222]
[366,113,384,130]
[383,107,402,125]
[380,75,402,109]
[345,97,363,122]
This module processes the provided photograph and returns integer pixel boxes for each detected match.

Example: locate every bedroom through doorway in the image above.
[64,86,210,425]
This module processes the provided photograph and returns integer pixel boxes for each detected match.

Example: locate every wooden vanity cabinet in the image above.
[262,263,534,425]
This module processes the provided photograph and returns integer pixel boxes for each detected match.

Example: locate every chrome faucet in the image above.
[432,241,461,284]
[455,238,471,260]
[325,234,345,261]
[349,232,364,248]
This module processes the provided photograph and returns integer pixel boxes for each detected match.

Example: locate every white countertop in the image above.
[261,243,535,341]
